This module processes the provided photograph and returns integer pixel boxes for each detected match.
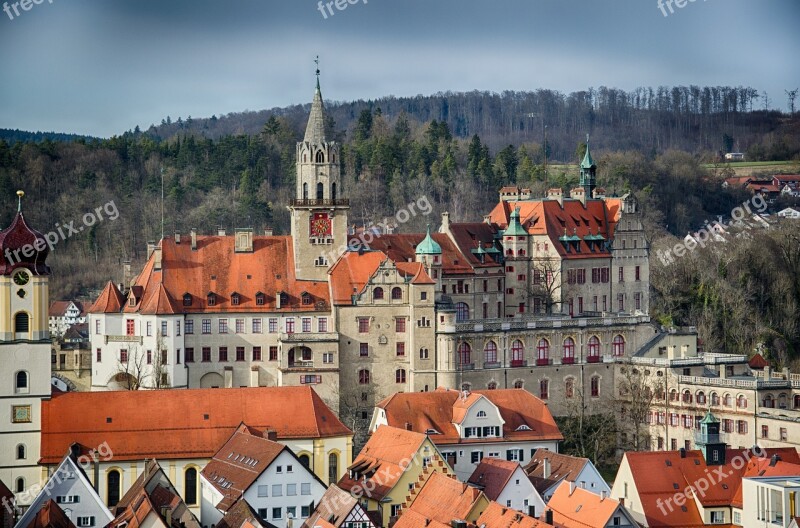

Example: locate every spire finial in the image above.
[16,190,24,212]
[315,55,320,89]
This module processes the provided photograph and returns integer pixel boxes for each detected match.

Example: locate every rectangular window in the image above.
[126,320,135,336]
[301,505,310,518]
[358,318,370,333]
[202,347,211,362]
[176,320,181,336]
[272,507,281,520]
[635,292,642,310]
[252,347,262,361]
[635,265,641,281]
[618,266,624,282]
[185,319,194,334]
[396,342,405,357]
[287,484,297,496]
[146,350,153,364]
[618,293,624,312]
[218,319,228,334]
[301,483,311,495]
[219,347,228,362]
[95,320,101,334]
[257,485,268,497]
[236,347,245,361]
[302,318,311,333]
[202,319,211,334]
[235,319,245,333]
[161,321,168,337]
[471,451,483,463]
[601,267,609,283]
[120,349,128,363]
[506,449,523,462]
[285,318,295,334]
[252,318,262,333]
[185,348,194,362]
[602,295,608,311]
[268,318,278,333]
[269,346,278,361]
[146,321,153,336]
[96,348,102,362]
[396,318,406,333]
[318,317,328,332]
[76,517,94,527]
[272,485,282,497]
[360,343,369,357]
[323,352,333,364]
[160,349,167,366]
[176,348,181,364]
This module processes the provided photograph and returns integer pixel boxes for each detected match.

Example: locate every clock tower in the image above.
[0,191,52,507]
[290,61,349,281]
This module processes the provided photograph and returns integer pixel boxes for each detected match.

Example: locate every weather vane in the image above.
[315,55,320,79]
[16,190,24,212]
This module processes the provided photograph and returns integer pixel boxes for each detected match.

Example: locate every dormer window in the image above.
[183,293,192,307]
[231,293,241,306]
[128,296,136,307]
[476,410,487,418]
[516,424,532,431]
[207,293,217,307]
[255,292,265,306]
[301,292,312,305]
[425,428,441,435]
[280,292,289,306]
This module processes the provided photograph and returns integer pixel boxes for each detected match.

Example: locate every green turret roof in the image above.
[699,410,719,424]
[416,224,442,255]
[503,207,528,236]
[581,136,595,169]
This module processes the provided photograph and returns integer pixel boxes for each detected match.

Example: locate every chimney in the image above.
[250,366,259,388]
[190,229,197,251]
[571,187,586,205]
[569,481,576,495]
[543,458,551,479]
[175,233,181,244]
[547,188,563,206]
[264,227,273,236]
[545,510,553,525]
[265,429,278,442]
[600,490,608,501]
[770,454,781,467]
[161,507,172,527]
[217,227,226,237]
[619,498,624,506]
[123,260,132,287]
[441,211,450,233]
[483,214,491,224]
[276,291,282,309]
[680,447,686,458]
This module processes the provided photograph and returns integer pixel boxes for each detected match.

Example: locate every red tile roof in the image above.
[337,425,428,501]
[730,454,800,508]
[368,233,476,275]
[40,386,352,464]
[446,222,504,269]
[22,500,75,528]
[214,497,277,528]
[487,198,621,259]
[466,457,522,501]
[87,281,125,313]
[475,501,554,528]
[201,424,288,511]
[547,481,621,528]
[525,450,589,494]
[328,251,434,306]
[748,353,769,369]
[0,211,51,276]
[48,300,85,317]
[303,485,369,528]
[392,472,484,528]
[375,388,563,445]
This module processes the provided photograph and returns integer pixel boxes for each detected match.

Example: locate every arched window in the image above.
[458,343,471,367]
[455,303,469,322]
[537,339,550,364]
[476,410,486,417]
[358,369,370,385]
[299,454,310,468]
[711,392,720,406]
[15,477,24,493]
[540,379,549,399]
[590,376,600,397]
[303,182,308,200]
[562,338,575,363]
[723,393,733,407]
[697,391,706,404]
[328,453,339,484]
[15,312,29,334]
[565,378,575,398]
[315,150,324,163]
[738,395,748,409]
[373,287,384,300]
[669,389,678,402]
[391,287,402,300]
[16,444,25,460]
[332,182,337,200]
[513,380,524,389]
[107,470,121,506]
[612,335,625,356]
[15,371,28,392]
[395,369,406,383]
[316,182,324,200]
[487,381,498,390]
[588,336,600,359]
[511,340,524,366]
[682,390,692,403]
[484,341,498,364]
[763,394,774,408]
[184,468,197,505]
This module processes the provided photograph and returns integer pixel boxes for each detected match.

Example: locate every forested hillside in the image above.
[1,85,798,361]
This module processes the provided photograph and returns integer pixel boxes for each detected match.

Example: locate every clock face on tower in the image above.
[13,271,29,285]
[310,213,332,238]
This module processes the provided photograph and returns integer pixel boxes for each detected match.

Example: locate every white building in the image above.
[13,451,113,528]
[466,458,545,517]
[525,449,611,501]
[48,301,86,338]
[740,476,800,528]
[200,424,327,528]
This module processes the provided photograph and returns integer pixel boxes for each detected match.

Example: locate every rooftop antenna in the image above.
[160,167,165,243]
[315,55,320,88]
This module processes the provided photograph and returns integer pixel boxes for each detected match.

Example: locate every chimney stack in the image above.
[175,233,181,244]
[190,229,197,251]
[545,510,553,525]
[543,458,551,479]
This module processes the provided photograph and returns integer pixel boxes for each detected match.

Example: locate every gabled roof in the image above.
[87,281,125,313]
[337,425,428,501]
[375,389,563,445]
[525,449,589,496]
[547,481,623,528]
[368,233,475,275]
[475,501,554,528]
[139,283,180,315]
[328,250,388,305]
[201,424,292,511]
[466,458,523,501]
[215,498,278,528]
[748,352,769,369]
[304,485,373,528]
[21,500,76,528]
[41,386,352,464]
[451,392,485,424]
[447,222,503,268]
[49,300,85,317]
[392,472,485,528]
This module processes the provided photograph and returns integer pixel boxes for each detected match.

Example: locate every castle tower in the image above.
[696,410,727,465]
[0,191,52,506]
[289,61,350,281]
[579,135,597,198]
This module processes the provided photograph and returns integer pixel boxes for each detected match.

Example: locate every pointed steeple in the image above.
[581,134,595,170]
[580,134,597,198]
[304,56,327,144]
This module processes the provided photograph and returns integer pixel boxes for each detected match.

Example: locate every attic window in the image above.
[207,293,217,306]
[301,293,312,305]
[665,460,672,467]
[694,459,700,465]
[183,293,192,307]
[106,417,112,423]
[681,506,688,513]
[425,429,441,435]
[673,483,679,490]
[203,414,209,420]
[231,293,241,306]
[515,425,532,431]
[128,296,136,307]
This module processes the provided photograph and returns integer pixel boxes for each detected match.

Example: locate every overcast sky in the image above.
[1,0,798,137]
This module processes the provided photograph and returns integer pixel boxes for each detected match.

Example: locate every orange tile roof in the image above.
[22,499,76,528]
[748,353,769,369]
[487,198,621,259]
[328,250,388,305]
[216,498,276,528]
[304,485,366,528]
[446,223,504,269]
[87,281,125,313]
[730,454,800,508]
[475,501,554,528]
[375,388,563,445]
[525,450,589,494]
[368,233,475,275]
[201,424,287,511]
[40,386,352,464]
[451,392,483,423]
[547,481,620,528]
[392,472,484,528]
[337,425,428,501]
[466,457,522,501]
[48,300,85,317]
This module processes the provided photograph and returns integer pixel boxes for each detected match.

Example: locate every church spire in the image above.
[304,56,327,144]
[580,134,597,198]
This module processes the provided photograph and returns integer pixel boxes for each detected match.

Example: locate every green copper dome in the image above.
[416,224,442,255]
[581,138,595,169]
[504,207,528,236]
[699,410,719,424]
